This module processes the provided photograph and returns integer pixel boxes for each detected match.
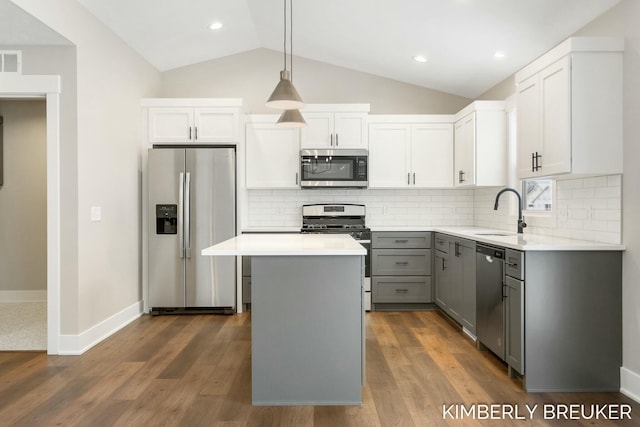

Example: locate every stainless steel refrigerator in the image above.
[148,147,236,314]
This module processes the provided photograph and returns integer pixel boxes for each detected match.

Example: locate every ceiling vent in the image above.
[0,51,22,74]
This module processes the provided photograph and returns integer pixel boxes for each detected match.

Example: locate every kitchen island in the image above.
[202,233,366,406]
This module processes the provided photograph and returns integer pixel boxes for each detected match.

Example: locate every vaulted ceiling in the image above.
[2,0,621,98]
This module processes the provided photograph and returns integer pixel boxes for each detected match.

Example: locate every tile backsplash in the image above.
[474,175,622,244]
[246,189,475,229]
[245,175,622,244]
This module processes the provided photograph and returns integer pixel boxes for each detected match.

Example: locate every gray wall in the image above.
[161,48,471,114]
[0,100,46,292]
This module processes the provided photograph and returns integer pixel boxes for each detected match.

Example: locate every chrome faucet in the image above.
[494,187,527,234]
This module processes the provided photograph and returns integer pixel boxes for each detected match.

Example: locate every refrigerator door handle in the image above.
[185,172,192,259]
[178,172,185,259]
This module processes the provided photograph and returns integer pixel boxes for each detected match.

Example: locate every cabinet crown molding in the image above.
[367,114,454,124]
[516,37,624,84]
[300,103,370,113]
[141,98,243,108]
[454,100,506,122]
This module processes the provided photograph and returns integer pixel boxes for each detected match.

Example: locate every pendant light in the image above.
[275,109,307,128]
[266,0,306,128]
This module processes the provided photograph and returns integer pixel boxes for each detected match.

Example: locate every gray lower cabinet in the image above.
[242,256,251,305]
[371,231,432,309]
[434,235,451,309]
[372,276,431,303]
[433,233,476,334]
[505,275,524,375]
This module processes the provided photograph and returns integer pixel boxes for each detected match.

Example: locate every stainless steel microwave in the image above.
[300,149,368,188]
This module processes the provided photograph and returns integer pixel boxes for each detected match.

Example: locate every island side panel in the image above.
[524,250,622,392]
[251,255,363,406]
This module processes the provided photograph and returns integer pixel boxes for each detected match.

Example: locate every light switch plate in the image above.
[91,206,102,222]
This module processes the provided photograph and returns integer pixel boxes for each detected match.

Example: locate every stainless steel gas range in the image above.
[300,203,371,310]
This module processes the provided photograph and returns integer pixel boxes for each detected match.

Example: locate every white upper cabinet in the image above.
[453,113,476,187]
[369,123,412,188]
[412,123,454,188]
[300,105,369,149]
[515,37,623,179]
[144,99,242,144]
[245,115,300,189]
[453,101,507,188]
[368,116,454,188]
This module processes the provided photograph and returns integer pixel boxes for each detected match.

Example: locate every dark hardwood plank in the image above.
[0,311,637,427]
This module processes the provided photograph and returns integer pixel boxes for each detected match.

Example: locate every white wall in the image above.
[0,100,46,293]
[161,48,472,115]
[9,0,162,336]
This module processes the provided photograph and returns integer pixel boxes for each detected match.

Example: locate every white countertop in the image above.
[433,227,625,251]
[202,233,367,256]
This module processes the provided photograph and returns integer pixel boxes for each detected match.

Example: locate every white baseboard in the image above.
[0,290,47,302]
[58,300,143,355]
[621,366,640,404]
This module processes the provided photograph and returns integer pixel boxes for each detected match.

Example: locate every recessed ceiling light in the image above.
[209,21,223,30]
[494,51,506,59]
[413,55,428,63]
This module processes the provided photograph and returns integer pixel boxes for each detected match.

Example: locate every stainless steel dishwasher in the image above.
[476,244,506,361]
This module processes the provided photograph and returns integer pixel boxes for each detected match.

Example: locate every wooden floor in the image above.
[0,311,638,427]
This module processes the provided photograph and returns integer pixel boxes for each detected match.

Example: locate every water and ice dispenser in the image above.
[155,204,177,234]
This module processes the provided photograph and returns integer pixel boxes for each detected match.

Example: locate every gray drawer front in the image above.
[372,276,432,303]
[372,249,431,276]
[505,249,524,280]
[242,256,251,276]
[434,233,449,253]
[242,277,251,304]
[372,232,431,249]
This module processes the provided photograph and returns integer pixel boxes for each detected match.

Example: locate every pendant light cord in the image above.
[290,0,293,82]
[283,0,287,71]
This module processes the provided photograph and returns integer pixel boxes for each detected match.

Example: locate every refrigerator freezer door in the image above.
[185,148,236,308]
[148,148,186,307]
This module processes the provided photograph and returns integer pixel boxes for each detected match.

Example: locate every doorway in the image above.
[0,100,47,350]
[0,74,61,354]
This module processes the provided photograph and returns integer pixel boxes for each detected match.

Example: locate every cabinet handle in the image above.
[442,258,446,270]
[407,173,410,185]
[506,262,518,268]
[394,239,409,243]
[189,126,192,140]
[395,289,409,293]
[335,133,339,147]
[535,152,542,171]
[412,172,416,185]
[395,261,409,266]
[330,134,334,146]
[295,172,299,185]
[531,152,535,172]
[194,127,198,141]
[454,242,461,257]
[502,283,508,300]
[458,170,465,183]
